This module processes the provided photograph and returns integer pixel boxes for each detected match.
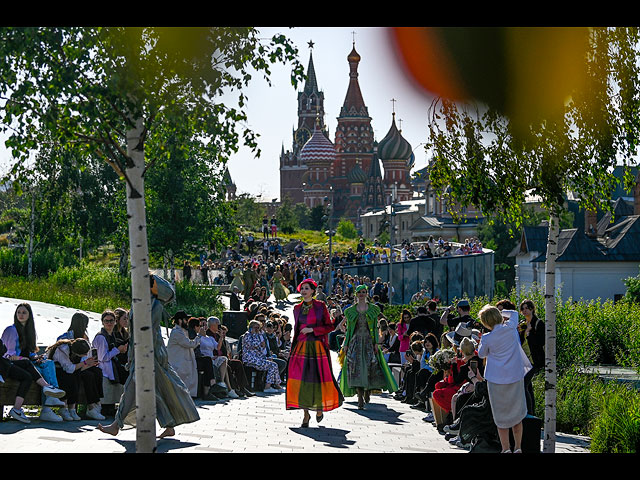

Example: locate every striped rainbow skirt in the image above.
[285,339,344,412]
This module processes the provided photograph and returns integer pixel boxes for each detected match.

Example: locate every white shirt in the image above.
[477,309,532,385]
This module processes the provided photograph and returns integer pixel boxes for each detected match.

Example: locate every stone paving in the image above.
[0,294,591,453]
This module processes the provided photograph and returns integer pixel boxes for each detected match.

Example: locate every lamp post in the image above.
[323,192,335,295]
[388,183,398,305]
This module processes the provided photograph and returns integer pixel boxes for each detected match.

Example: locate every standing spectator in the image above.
[183,260,192,283]
[262,215,269,239]
[246,232,255,254]
[397,309,412,364]
[270,215,277,239]
[440,299,475,331]
[518,299,545,415]
[477,305,532,454]
[167,311,201,398]
[407,306,437,338]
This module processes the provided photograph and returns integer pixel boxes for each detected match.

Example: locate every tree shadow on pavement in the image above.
[342,400,406,425]
[289,426,355,449]
[100,437,200,453]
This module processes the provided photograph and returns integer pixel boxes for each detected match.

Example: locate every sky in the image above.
[223,26,437,202]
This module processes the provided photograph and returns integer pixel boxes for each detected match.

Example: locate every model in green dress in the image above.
[339,285,398,409]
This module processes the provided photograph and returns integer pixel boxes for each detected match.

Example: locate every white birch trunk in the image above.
[27,193,34,277]
[543,209,559,453]
[125,117,157,453]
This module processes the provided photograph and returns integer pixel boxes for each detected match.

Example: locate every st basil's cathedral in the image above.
[279,40,415,225]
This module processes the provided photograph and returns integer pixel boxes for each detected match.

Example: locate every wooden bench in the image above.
[1,378,89,412]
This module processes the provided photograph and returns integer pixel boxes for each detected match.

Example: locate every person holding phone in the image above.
[46,338,104,421]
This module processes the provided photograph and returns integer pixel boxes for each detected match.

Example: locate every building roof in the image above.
[516,215,640,263]
[299,121,336,165]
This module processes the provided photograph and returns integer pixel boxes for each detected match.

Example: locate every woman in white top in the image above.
[477,305,532,453]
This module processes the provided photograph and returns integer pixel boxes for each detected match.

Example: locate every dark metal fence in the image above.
[339,251,495,305]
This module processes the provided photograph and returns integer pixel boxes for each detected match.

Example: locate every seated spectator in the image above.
[57,312,90,341]
[411,332,440,410]
[2,303,66,422]
[203,317,247,398]
[92,310,128,418]
[430,330,481,431]
[241,320,283,393]
[0,336,65,424]
[264,320,288,381]
[167,310,201,398]
[112,307,130,386]
[381,323,400,364]
[401,339,425,404]
[196,318,231,400]
[46,338,104,421]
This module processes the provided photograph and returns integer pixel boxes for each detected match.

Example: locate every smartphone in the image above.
[91,348,98,360]
[470,360,478,374]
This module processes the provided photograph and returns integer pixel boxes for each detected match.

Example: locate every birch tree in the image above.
[0,27,303,452]
[424,27,640,452]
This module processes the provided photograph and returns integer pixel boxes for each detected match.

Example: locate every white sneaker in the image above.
[227,389,239,399]
[70,408,81,421]
[39,407,63,422]
[86,407,105,421]
[42,386,65,398]
[263,387,281,393]
[59,408,74,421]
[216,382,228,389]
[9,407,30,424]
[44,396,65,407]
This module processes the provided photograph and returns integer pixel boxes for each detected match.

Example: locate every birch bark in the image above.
[543,208,559,453]
[125,116,156,453]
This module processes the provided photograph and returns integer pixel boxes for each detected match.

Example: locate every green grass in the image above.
[0,264,224,324]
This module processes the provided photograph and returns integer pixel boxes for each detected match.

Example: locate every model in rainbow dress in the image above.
[339,284,398,409]
[286,279,343,427]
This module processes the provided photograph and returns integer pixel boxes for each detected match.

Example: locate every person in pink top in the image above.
[398,309,412,364]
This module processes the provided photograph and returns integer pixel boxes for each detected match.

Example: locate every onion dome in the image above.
[299,122,336,165]
[347,162,367,184]
[377,113,413,163]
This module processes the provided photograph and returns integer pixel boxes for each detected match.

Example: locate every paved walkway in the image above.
[0,294,591,453]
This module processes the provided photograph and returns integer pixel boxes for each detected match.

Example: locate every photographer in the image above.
[440,299,476,331]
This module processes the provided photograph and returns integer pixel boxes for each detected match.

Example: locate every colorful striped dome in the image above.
[300,126,336,165]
